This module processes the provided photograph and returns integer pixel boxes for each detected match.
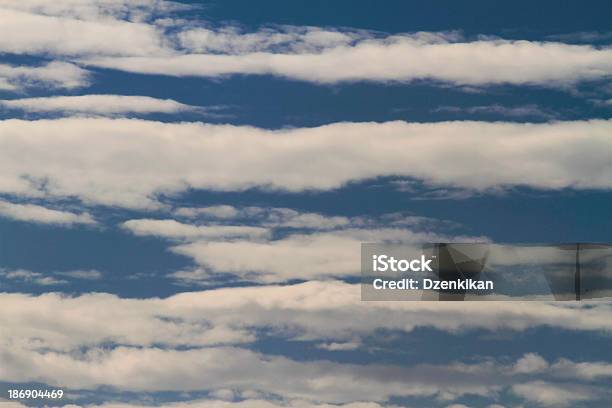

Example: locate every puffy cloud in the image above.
[1,118,611,208]
[511,381,595,407]
[0,61,89,91]
[551,359,612,380]
[0,95,195,115]
[2,282,612,354]
[512,353,549,374]
[0,345,490,399]
[0,6,165,57]
[1,339,609,404]
[0,199,96,226]
[1,283,612,403]
[170,228,468,283]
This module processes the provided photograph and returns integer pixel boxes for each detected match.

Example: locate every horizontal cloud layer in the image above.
[1,284,611,404]
[1,118,611,208]
[0,61,89,91]
[83,37,612,86]
[0,95,195,115]
[123,218,270,240]
[3,282,612,353]
[2,2,612,88]
[0,6,165,57]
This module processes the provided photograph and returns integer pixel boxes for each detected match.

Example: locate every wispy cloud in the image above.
[56,269,103,280]
[434,104,558,120]
[0,199,96,226]
[122,219,270,240]
[547,31,612,43]
[0,61,89,92]
[0,269,67,286]
[0,95,197,115]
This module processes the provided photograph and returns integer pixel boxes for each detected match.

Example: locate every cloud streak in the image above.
[0,61,89,91]
[1,2,611,88]
[0,95,196,115]
[1,118,611,208]
[83,36,612,87]
[0,199,96,226]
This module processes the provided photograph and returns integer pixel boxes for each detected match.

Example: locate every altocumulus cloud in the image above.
[1,1,612,88]
[1,285,612,404]
[1,118,611,208]
[3,282,612,351]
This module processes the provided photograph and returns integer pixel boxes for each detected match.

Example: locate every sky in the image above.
[0,1,611,407]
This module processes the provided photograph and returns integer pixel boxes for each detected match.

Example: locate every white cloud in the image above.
[174,206,355,229]
[1,282,611,404]
[122,219,270,240]
[512,353,549,374]
[551,359,612,380]
[0,199,96,226]
[317,340,362,351]
[155,208,466,284]
[0,344,503,400]
[0,269,67,286]
[260,210,351,229]
[57,270,103,280]
[175,205,241,219]
[0,61,89,91]
[511,381,594,407]
[1,2,610,88]
[0,7,166,57]
[0,95,195,115]
[170,228,471,283]
[0,0,188,22]
[177,26,362,54]
[83,36,612,86]
[2,282,612,355]
[1,118,611,208]
[0,336,608,404]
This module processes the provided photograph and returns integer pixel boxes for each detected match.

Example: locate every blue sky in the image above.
[0,1,612,407]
